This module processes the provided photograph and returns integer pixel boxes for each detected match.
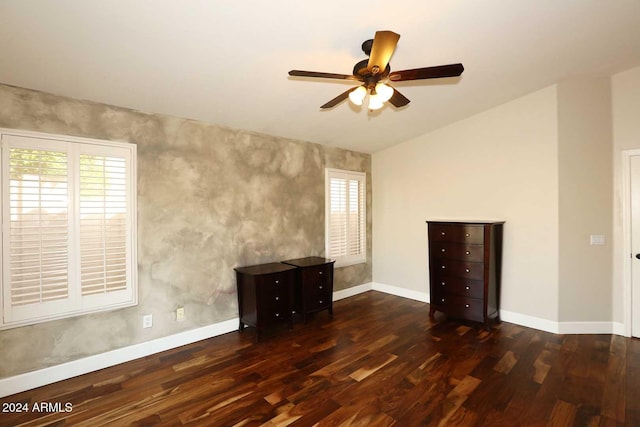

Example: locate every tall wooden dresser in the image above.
[426,220,504,327]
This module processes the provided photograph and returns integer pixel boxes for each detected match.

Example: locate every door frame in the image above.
[621,149,640,337]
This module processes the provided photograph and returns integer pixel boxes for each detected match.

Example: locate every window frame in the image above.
[0,128,137,330]
[325,168,367,268]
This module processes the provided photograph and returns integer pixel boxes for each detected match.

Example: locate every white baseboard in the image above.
[371,282,429,303]
[499,309,560,334]
[333,282,372,301]
[557,320,627,335]
[0,318,239,398]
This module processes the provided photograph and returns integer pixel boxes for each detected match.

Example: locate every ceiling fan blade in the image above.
[320,87,358,109]
[367,31,400,74]
[387,87,410,108]
[289,70,359,81]
[389,63,464,82]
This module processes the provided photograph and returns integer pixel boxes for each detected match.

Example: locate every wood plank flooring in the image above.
[2,291,640,426]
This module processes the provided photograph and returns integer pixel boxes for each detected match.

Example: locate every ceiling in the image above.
[1,1,640,154]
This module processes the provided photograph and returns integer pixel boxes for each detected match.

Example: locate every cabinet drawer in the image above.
[307,295,330,311]
[431,277,484,299]
[260,306,290,323]
[430,242,484,262]
[307,282,330,299]
[432,259,484,280]
[256,272,289,290]
[433,293,485,323]
[429,224,484,244]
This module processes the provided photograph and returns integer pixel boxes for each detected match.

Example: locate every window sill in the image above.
[333,258,367,269]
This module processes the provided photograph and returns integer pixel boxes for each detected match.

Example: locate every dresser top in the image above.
[234,262,297,276]
[281,256,336,268]
[426,220,505,225]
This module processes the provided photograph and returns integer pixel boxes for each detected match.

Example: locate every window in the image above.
[325,168,366,267]
[1,129,137,329]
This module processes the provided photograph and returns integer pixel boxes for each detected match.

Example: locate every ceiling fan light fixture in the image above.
[348,86,367,106]
[374,83,394,103]
[289,30,464,111]
[368,96,385,110]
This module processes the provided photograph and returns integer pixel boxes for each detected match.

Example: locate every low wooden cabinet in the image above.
[427,220,504,327]
[234,263,296,341]
[282,257,335,322]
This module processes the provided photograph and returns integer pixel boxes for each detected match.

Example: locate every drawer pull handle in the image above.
[441,248,446,252]
[465,286,470,290]
[465,268,470,273]
[441,281,445,286]
[275,296,279,301]
[319,271,323,275]
[275,280,280,284]
[441,232,446,236]
[275,313,280,317]
[465,251,470,255]
[441,265,446,269]
[319,300,323,304]
[465,233,470,237]
[319,285,323,289]
[441,298,445,302]
[465,304,470,308]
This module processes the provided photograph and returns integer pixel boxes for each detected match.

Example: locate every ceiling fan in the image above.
[288,30,464,111]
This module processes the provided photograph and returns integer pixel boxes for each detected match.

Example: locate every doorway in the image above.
[624,150,640,337]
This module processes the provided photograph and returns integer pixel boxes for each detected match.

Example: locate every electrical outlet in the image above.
[142,314,153,328]
[176,307,185,321]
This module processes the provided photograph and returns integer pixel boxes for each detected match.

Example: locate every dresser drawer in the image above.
[432,259,484,281]
[306,295,330,311]
[431,276,484,299]
[256,272,289,290]
[302,265,331,288]
[307,281,330,300]
[429,224,484,244]
[432,293,485,323]
[258,298,290,323]
[430,241,484,262]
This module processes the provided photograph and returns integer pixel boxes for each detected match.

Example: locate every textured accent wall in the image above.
[0,83,371,377]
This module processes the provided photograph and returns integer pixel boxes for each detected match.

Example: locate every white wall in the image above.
[612,66,640,326]
[557,78,613,322]
[372,86,560,322]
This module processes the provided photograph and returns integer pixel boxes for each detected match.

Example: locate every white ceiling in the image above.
[1,1,640,153]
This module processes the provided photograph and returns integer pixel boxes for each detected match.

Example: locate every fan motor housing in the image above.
[353,59,390,88]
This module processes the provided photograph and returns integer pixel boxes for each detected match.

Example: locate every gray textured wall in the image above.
[0,83,372,378]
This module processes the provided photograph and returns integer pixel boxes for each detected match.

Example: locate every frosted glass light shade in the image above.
[368,96,384,110]
[348,86,367,106]
[375,83,394,102]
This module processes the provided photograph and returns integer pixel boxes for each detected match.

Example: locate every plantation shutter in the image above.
[325,169,366,266]
[348,178,365,257]
[3,137,76,323]
[329,176,348,257]
[79,154,128,296]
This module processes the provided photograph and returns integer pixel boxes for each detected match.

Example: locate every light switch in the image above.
[590,235,605,245]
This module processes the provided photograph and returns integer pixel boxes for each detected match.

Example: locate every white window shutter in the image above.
[3,141,76,323]
[329,176,348,258]
[325,169,366,267]
[79,154,128,296]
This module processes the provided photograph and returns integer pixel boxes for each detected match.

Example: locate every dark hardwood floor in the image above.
[2,291,640,426]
